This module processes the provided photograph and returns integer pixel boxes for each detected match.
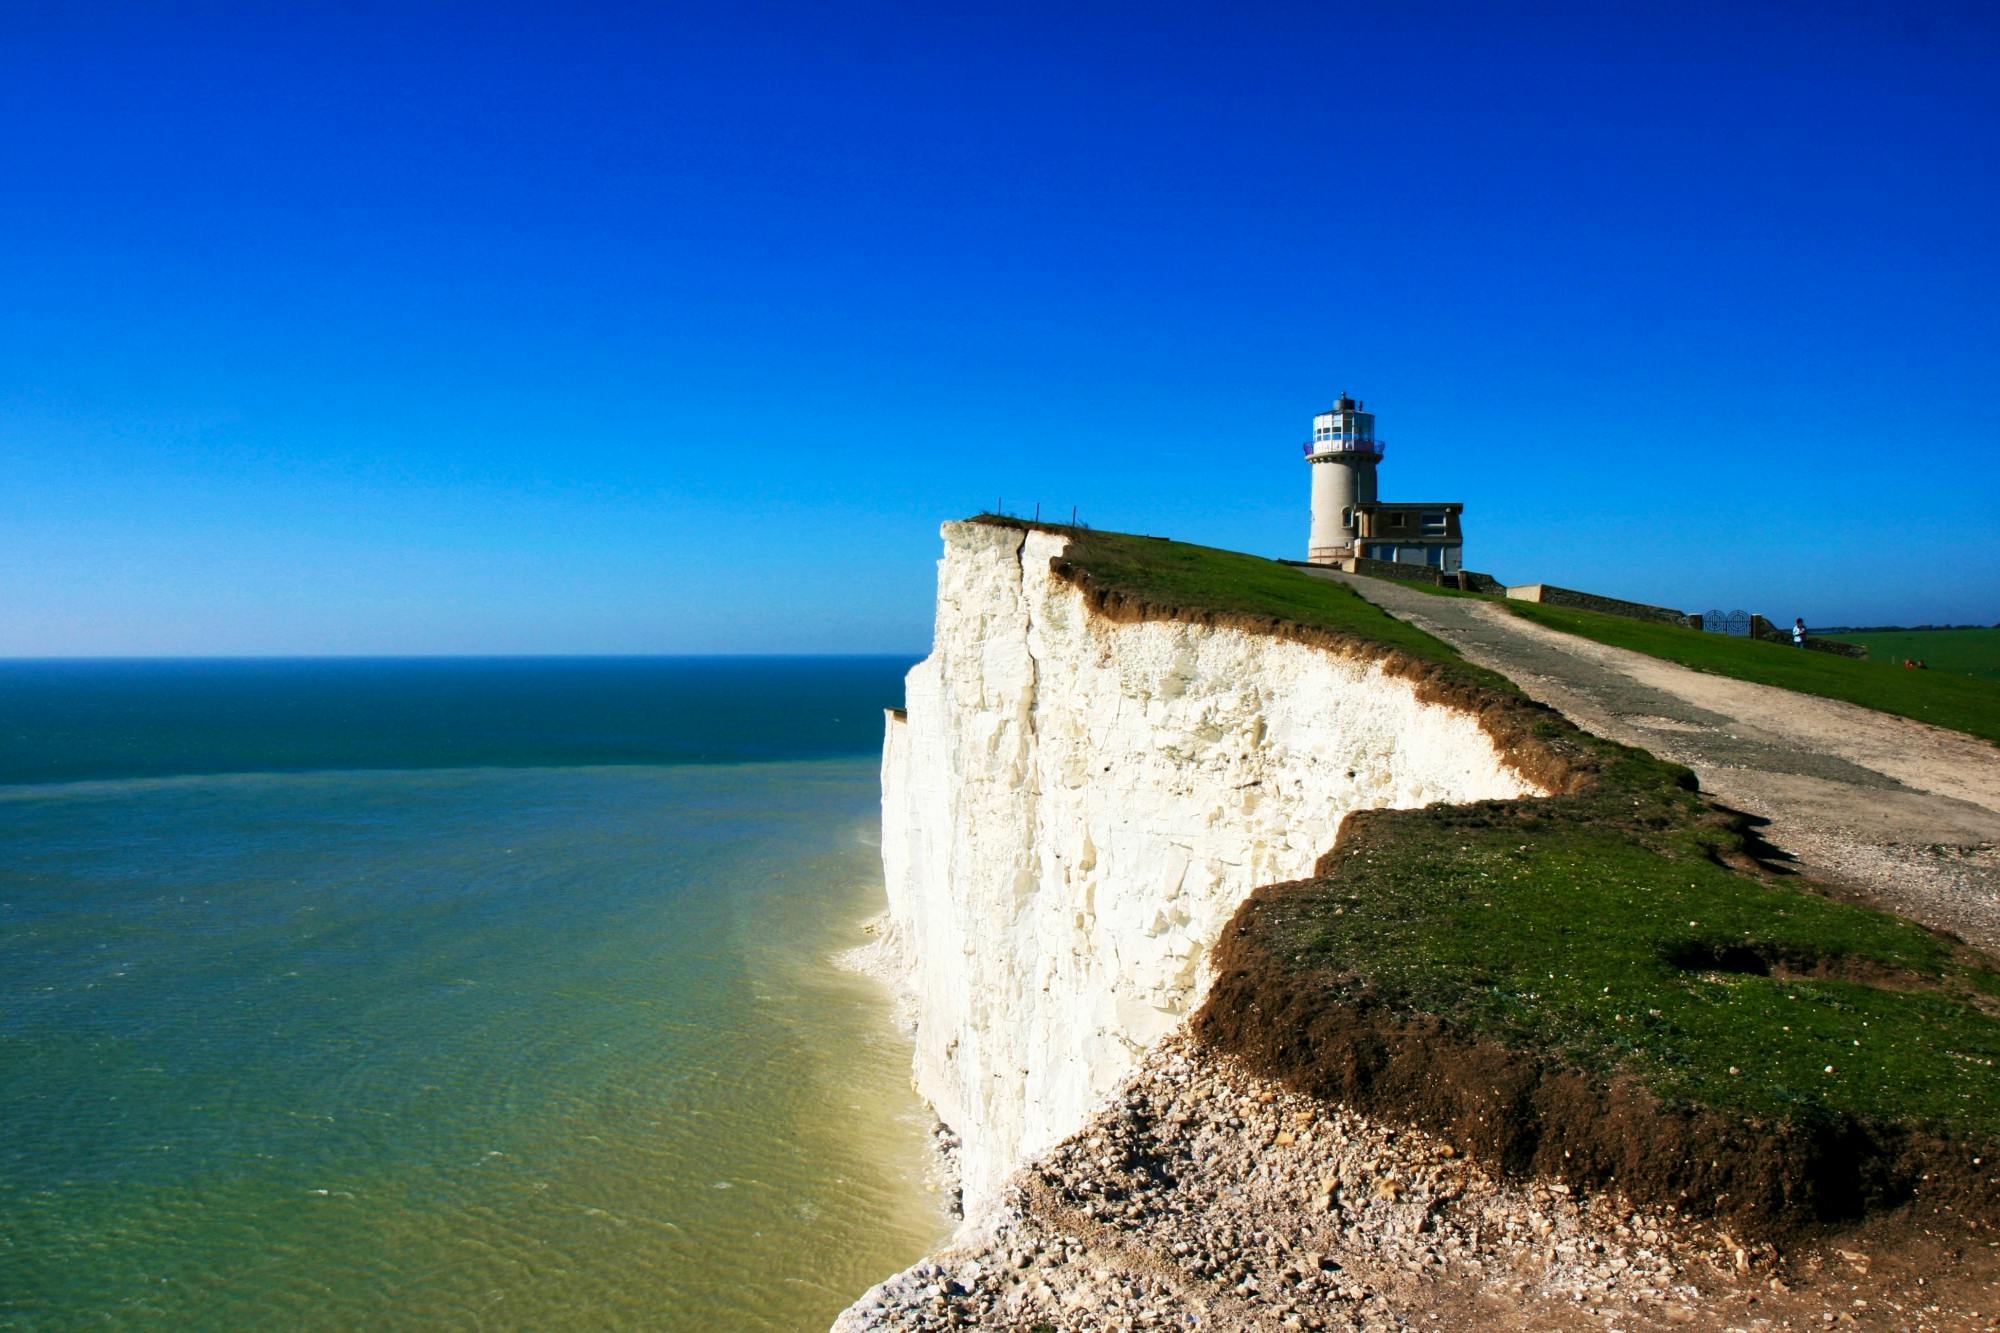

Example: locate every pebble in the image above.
[831,1031,1993,1332]
[831,1035,1736,1331]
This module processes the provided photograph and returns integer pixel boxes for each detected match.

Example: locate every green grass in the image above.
[1279,803,2000,1135]
[1503,598,2000,745]
[977,516,1520,696]
[981,517,2000,1149]
[1821,627,2000,682]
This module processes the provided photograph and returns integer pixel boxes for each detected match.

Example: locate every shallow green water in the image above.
[0,661,945,1330]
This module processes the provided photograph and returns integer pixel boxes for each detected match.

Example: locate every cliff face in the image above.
[878,522,1541,1212]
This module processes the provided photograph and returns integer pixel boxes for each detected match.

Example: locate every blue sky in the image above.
[3,0,1995,653]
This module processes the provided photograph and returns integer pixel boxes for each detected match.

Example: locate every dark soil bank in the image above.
[1194,828,2000,1240]
[1198,919,1993,1237]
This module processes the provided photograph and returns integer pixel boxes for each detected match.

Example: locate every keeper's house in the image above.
[1302,393,1464,573]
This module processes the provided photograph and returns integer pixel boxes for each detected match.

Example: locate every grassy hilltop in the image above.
[1820,626,2000,683]
[979,517,2000,1236]
[1500,600,2000,744]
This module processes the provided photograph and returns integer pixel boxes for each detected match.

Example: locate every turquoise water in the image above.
[0,659,946,1330]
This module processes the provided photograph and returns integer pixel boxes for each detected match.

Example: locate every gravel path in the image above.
[1307,572,2000,959]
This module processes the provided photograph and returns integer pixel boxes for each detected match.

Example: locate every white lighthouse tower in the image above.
[1302,391,1466,571]
[1305,393,1381,563]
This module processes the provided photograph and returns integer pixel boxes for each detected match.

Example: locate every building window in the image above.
[1421,511,1447,534]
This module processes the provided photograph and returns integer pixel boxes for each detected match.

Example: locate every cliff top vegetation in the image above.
[973,515,1513,687]
[974,515,2000,1237]
[1351,569,2000,743]
[973,516,1589,790]
[1501,599,2000,745]
[1820,626,2000,683]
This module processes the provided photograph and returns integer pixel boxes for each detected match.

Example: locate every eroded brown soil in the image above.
[1194,882,1998,1240]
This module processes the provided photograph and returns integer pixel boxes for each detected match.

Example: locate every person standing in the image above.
[1792,617,1806,648]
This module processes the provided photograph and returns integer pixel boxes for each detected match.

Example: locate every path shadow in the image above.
[1712,802,1800,875]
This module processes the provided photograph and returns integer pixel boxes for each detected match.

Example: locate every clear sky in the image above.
[3,0,1995,654]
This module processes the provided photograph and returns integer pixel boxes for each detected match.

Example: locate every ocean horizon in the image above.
[0,656,947,1329]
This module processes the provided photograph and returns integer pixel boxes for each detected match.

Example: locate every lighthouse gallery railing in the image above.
[1303,437,1386,459]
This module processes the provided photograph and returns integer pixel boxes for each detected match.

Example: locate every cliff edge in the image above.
[839,520,1999,1330]
[877,521,1541,1212]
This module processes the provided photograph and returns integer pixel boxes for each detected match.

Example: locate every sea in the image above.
[0,657,947,1331]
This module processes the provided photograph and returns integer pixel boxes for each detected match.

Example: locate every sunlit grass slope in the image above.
[1501,599,2000,745]
[1821,627,2000,683]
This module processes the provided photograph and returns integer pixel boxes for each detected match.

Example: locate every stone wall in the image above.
[1343,555,1449,585]
[1504,582,1689,625]
[1748,615,1870,659]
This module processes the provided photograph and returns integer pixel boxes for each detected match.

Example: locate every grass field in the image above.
[1821,627,2000,681]
[1274,810,2000,1133]
[975,516,2000,1178]
[1502,600,2000,745]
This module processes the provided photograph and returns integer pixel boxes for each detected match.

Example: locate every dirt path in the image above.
[1307,571,2000,959]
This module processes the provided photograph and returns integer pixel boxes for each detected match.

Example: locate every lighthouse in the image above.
[1303,392,1464,571]
[1304,394,1381,564]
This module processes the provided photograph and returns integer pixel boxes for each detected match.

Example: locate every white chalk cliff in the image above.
[875,522,1542,1217]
